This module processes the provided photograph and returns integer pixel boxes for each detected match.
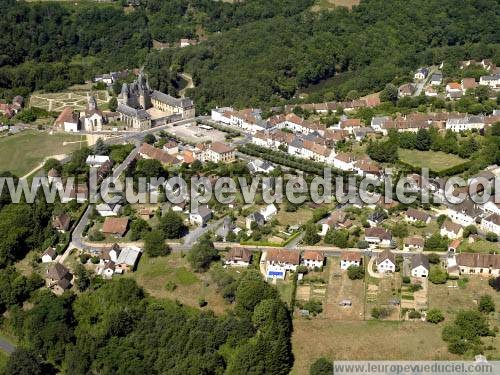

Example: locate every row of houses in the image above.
[138,140,236,167]
[371,111,500,134]
[225,248,433,280]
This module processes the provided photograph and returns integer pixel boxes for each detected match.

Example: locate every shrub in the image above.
[426,309,444,324]
[198,298,207,307]
[429,266,448,284]
[371,307,391,319]
[79,254,91,264]
[486,232,498,242]
[402,276,411,284]
[303,300,323,316]
[408,310,421,319]
[90,256,100,264]
[408,283,422,292]
[347,265,365,280]
[478,295,495,314]
[165,281,177,291]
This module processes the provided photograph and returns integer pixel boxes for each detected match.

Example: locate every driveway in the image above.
[367,255,383,279]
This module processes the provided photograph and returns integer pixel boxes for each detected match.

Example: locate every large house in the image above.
[55,107,79,132]
[102,217,129,237]
[445,116,484,132]
[225,248,252,267]
[457,253,500,276]
[200,142,235,163]
[376,249,396,273]
[440,220,463,239]
[45,263,72,295]
[405,208,431,224]
[265,249,300,279]
[365,227,393,248]
[481,213,500,235]
[139,143,180,166]
[301,251,325,269]
[447,200,482,227]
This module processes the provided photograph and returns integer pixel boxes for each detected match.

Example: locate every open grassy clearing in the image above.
[124,253,230,315]
[311,0,360,12]
[0,130,86,176]
[427,276,500,358]
[398,148,467,172]
[291,319,456,374]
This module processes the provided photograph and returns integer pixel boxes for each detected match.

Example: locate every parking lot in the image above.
[169,123,228,143]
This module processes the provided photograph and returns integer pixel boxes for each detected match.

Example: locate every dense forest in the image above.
[1,0,499,109]
[4,272,293,374]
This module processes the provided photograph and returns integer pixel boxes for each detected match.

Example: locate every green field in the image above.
[0,130,87,176]
[398,149,467,172]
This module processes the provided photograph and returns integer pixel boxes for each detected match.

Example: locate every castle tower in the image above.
[138,72,151,109]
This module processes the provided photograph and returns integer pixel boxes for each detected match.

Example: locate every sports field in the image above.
[0,131,87,177]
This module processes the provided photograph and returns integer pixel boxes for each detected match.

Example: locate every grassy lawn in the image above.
[276,205,313,226]
[459,239,500,254]
[274,278,295,307]
[124,253,230,315]
[398,149,467,173]
[291,319,456,374]
[0,130,86,176]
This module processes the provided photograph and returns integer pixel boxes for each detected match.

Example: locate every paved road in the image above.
[181,218,224,250]
[68,146,140,254]
[414,66,437,96]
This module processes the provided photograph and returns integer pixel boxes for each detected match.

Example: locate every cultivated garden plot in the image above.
[323,258,365,320]
[30,89,110,112]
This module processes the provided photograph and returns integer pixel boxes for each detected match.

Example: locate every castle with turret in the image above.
[117,72,195,130]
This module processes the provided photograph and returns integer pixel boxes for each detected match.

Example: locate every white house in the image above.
[54,107,80,132]
[481,213,500,235]
[260,204,277,221]
[189,205,212,226]
[41,247,56,263]
[411,254,429,278]
[333,152,357,171]
[445,116,485,132]
[301,251,325,269]
[440,220,463,239]
[447,200,482,227]
[340,251,362,270]
[376,249,396,273]
[414,67,429,80]
[265,249,300,279]
[247,159,275,174]
[479,73,500,89]
[86,155,111,168]
[211,107,233,124]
